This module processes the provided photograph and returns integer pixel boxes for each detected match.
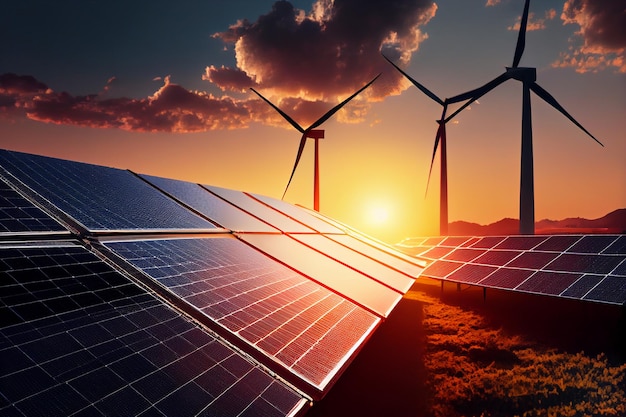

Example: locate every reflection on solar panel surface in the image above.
[0,150,215,232]
[105,237,379,395]
[204,185,315,233]
[0,177,66,234]
[140,174,279,233]
[250,193,344,234]
[403,234,626,305]
[0,244,307,417]
[240,234,403,317]
[291,234,415,293]
[328,234,425,277]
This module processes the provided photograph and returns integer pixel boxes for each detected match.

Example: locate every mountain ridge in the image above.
[448,208,626,236]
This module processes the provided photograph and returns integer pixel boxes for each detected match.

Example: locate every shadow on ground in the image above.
[306,289,430,417]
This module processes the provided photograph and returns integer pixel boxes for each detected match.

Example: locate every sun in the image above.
[366,203,390,226]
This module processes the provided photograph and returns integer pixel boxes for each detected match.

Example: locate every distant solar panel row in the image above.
[400,235,626,305]
[0,244,307,417]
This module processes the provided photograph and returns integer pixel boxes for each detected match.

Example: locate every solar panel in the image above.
[327,234,425,277]
[239,234,403,317]
[249,193,345,234]
[104,236,380,397]
[0,150,216,232]
[204,185,315,233]
[402,234,626,305]
[0,177,67,234]
[139,174,279,233]
[291,234,415,293]
[0,243,308,417]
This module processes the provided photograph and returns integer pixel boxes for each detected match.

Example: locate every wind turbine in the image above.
[383,55,475,236]
[446,0,603,235]
[250,74,380,212]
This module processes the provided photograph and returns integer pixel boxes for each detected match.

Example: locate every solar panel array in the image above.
[400,235,626,305]
[0,149,425,415]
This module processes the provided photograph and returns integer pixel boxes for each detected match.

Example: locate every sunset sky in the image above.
[1,0,624,243]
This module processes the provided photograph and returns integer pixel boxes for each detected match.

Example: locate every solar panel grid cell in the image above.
[506,251,560,269]
[0,244,307,417]
[447,264,498,284]
[472,249,521,266]
[495,235,548,250]
[516,271,583,295]
[561,274,605,299]
[105,237,379,394]
[0,178,66,233]
[583,276,626,304]
[470,236,507,249]
[567,235,619,254]
[534,235,582,252]
[475,268,535,289]
[545,253,624,275]
[421,260,464,278]
[0,150,215,232]
[443,248,486,263]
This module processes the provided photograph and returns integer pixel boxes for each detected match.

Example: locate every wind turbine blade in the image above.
[529,82,604,147]
[512,0,531,68]
[447,72,510,104]
[282,135,308,200]
[445,97,476,123]
[425,124,443,198]
[250,87,305,133]
[382,54,444,105]
[307,73,381,130]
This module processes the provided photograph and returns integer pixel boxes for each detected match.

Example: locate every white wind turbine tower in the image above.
[251,74,379,212]
[447,0,603,234]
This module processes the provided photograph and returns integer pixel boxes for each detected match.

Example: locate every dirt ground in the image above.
[306,279,626,417]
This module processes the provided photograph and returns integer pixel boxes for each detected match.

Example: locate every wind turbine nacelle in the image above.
[505,67,537,83]
[306,130,325,139]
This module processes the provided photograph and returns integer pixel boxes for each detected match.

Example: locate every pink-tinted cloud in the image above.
[212,0,437,124]
[2,0,438,132]
[1,74,252,132]
[554,0,626,73]
[508,10,557,32]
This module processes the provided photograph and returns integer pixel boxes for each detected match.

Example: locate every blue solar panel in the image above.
[0,150,216,232]
[0,177,67,234]
[402,234,626,305]
[104,237,380,397]
[139,174,279,233]
[204,185,316,233]
[0,243,307,417]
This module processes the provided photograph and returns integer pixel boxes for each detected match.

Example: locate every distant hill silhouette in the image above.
[448,209,626,236]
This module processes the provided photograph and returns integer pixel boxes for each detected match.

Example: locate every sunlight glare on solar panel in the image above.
[139,174,279,233]
[0,243,307,417]
[104,237,380,395]
[239,234,402,318]
[0,150,216,232]
[203,185,315,233]
[291,234,415,293]
[328,234,425,277]
[249,193,345,234]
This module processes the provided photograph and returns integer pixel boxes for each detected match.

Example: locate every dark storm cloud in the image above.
[556,0,625,73]
[211,0,437,101]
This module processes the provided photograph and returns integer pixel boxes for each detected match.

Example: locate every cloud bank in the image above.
[1,0,436,132]
[554,0,626,73]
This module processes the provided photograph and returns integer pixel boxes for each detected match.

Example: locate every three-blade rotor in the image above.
[250,73,381,200]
